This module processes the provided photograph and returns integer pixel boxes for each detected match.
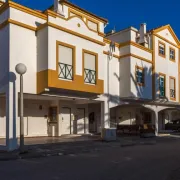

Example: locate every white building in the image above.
[0,0,179,151]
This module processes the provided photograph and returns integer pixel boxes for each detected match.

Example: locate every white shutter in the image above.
[170,78,175,90]
[59,45,73,65]
[87,20,98,31]
[84,53,95,70]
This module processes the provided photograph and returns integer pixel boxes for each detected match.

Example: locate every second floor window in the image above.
[136,66,144,86]
[170,77,176,100]
[159,74,165,97]
[83,50,97,84]
[159,42,165,57]
[58,44,74,80]
[169,48,175,61]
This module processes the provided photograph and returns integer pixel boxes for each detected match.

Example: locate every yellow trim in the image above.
[169,76,176,101]
[103,51,120,59]
[158,40,166,58]
[62,1,108,23]
[135,65,145,87]
[82,49,98,84]
[120,53,153,64]
[47,22,105,46]
[179,49,180,102]
[37,41,104,95]
[68,8,83,19]
[119,41,153,53]
[0,1,47,20]
[56,41,76,79]
[169,46,176,62]
[152,24,180,46]
[159,72,166,98]
[152,34,155,100]
[0,19,105,46]
[154,33,179,48]
[103,38,120,48]
[0,18,37,31]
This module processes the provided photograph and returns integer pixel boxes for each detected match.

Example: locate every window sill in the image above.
[170,97,176,101]
[169,58,175,62]
[137,82,145,87]
[158,54,166,58]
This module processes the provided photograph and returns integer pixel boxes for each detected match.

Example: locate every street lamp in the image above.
[15,63,27,153]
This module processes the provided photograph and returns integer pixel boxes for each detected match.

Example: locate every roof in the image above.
[106,26,138,37]
[47,0,108,23]
[147,25,167,33]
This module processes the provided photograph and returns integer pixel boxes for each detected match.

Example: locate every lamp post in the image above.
[15,63,27,152]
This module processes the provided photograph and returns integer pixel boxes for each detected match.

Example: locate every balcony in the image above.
[84,68,96,84]
[58,63,73,80]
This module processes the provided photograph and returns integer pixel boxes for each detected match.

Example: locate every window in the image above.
[169,47,175,61]
[136,66,144,86]
[83,50,97,84]
[159,73,165,97]
[170,77,176,100]
[87,19,98,32]
[158,41,165,57]
[58,42,75,80]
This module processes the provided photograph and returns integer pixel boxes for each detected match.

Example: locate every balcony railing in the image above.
[58,63,73,80]
[84,68,96,84]
[170,89,175,98]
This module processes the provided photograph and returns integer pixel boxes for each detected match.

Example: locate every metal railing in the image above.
[84,68,96,84]
[58,63,73,80]
[170,89,175,98]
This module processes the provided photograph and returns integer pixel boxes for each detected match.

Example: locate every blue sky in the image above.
[14,0,180,38]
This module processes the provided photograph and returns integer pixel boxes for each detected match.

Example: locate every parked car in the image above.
[165,120,180,131]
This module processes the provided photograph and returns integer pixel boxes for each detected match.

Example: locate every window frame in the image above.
[169,76,176,101]
[68,9,83,19]
[159,73,166,98]
[56,41,76,81]
[82,49,98,85]
[169,47,176,62]
[135,66,145,86]
[86,17,99,32]
[158,41,166,58]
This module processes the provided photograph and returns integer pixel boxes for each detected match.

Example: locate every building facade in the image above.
[0,0,180,151]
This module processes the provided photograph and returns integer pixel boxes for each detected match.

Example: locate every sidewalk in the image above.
[0,135,159,161]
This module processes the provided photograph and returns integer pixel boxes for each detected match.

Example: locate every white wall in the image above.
[9,24,37,94]
[120,57,131,97]
[130,57,152,99]
[37,27,48,72]
[48,24,104,80]
[0,25,9,93]
[154,36,179,101]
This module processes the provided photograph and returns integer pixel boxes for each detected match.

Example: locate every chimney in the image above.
[138,23,148,45]
[54,0,64,16]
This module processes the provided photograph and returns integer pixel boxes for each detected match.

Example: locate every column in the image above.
[6,83,18,151]
[101,99,110,130]
[154,110,158,136]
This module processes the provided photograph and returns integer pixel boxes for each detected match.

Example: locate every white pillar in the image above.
[6,83,18,151]
[101,99,110,130]
[154,111,158,136]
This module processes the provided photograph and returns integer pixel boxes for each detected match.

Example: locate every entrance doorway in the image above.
[61,107,71,135]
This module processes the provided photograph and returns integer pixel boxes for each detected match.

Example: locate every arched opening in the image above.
[110,104,155,135]
[158,108,180,132]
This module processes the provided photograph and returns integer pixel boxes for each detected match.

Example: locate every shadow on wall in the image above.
[104,62,169,106]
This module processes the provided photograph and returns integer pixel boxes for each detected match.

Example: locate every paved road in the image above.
[1,136,180,180]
